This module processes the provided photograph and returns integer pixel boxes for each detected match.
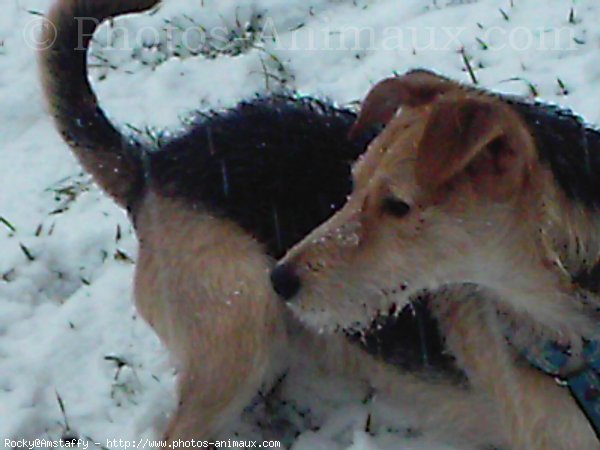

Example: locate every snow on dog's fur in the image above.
[273,69,600,449]
[39,2,503,446]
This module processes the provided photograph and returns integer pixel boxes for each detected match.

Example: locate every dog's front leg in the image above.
[438,296,599,450]
[285,314,507,449]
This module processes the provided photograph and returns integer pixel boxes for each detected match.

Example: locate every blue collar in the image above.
[511,336,600,439]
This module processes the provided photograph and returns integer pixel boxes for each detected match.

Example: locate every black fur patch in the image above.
[347,298,465,381]
[504,98,600,209]
[149,95,373,258]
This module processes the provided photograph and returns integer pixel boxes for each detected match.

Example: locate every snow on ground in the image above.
[1,0,600,448]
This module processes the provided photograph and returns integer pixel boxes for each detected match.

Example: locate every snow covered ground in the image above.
[1,0,600,448]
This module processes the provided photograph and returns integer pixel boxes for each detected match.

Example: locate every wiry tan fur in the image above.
[132,193,504,446]
[38,2,505,446]
[277,70,600,449]
[134,193,284,438]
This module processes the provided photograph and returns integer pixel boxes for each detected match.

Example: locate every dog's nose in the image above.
[270,264,301,300]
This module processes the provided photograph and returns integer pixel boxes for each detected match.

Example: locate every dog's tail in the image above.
[39,0,160,207]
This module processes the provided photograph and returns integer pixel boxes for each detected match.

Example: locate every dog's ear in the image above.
[415,96,536,200]
[349,70,456,140]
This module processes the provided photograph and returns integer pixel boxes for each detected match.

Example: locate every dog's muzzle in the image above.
[270,263,301,300]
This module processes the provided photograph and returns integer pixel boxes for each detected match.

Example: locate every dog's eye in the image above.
[382,197,411,217]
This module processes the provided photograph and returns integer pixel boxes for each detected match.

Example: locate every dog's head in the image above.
[271,71,545,332]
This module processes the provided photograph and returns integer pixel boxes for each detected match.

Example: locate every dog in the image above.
[39,1,505,445]
[272,69,600,449]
